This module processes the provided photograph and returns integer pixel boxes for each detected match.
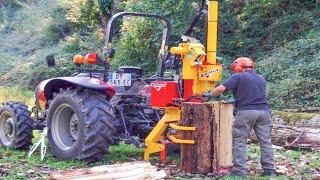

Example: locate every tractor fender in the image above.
[36,77,115,110]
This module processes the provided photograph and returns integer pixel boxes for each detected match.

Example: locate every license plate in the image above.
[108,73,132,86]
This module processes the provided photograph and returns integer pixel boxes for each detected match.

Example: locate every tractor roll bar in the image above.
[105,12,171,52]
[104,12,172,78]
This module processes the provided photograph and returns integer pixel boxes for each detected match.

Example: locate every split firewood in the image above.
[50,161,166,180]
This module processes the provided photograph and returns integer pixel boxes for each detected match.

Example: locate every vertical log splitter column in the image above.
[207,0,218,65]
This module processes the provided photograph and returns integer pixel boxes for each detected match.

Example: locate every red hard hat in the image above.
[230,57,255,73]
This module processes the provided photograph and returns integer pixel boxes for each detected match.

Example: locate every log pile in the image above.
[267,110,320,150]
[272,110,320,128]
[250,124,320,150]
[282,107,320,113]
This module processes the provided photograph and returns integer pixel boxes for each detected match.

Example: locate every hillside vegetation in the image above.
[0,0,319,109]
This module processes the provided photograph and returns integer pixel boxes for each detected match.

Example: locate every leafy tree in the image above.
[111,0,199,75]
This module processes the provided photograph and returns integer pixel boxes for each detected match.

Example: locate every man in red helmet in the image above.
[205,57,276,177]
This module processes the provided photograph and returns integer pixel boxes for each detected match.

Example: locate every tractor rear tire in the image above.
[0,102,33,150]
[47,88,116,163]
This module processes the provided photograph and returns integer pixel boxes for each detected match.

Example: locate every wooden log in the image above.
[282,107,320,113]
[216,103,233,167]
[212,102,220,173]
[50,161,166,180]
[180,102,234,174]
[180,102,213,174]
[272,110,320,128]
[249,124,320,150]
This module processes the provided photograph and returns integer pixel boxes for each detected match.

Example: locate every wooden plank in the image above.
[180,102,213,174]
[212,102,220,173]
[218,103,233,167]
[50,161,166,180]
[61,167,165,180]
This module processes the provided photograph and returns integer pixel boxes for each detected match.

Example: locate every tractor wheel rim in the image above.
[70,113,79,140]
[51,104,79,151]
[0,111,15,146]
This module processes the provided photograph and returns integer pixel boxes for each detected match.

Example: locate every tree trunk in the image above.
[250,124,320,150]
[179,102,213,174]
[99,11,108,36]
[272,111,320,128]
[282,107,320,113]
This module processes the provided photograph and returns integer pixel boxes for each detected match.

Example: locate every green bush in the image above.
[45,7,72,44]
[258,31,320,109]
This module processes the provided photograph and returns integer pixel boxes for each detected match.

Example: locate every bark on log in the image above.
[179,102,213,174]
[179,102,234,174]
[249,124,320,150]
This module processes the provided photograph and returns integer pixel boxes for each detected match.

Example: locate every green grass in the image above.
[0,87,34,107]
[1,141,319,179]
[31,130,145,166]
[247,144,320,179]
[0,138,144,179]
[1,131,320,179]
[1,129,145,178]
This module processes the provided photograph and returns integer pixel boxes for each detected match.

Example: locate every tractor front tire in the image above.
[47,89,116,163]
[0,102,33,150]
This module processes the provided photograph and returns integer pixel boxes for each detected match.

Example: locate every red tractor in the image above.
[0,0,218,162]
[0,12,173,163]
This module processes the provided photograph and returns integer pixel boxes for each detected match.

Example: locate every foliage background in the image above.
[0,0,319,109]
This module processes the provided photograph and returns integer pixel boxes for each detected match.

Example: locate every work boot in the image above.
[225,171,248,179]
[261,169,276,176]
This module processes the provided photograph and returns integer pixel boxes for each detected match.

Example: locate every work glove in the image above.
[225,98,235,104]
[202,91,212,98]
[200,91,212,102]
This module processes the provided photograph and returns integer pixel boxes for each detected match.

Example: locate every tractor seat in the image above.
[117,66,143,79]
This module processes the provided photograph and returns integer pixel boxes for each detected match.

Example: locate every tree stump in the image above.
[180,102,234,174]
[179,102,213,174]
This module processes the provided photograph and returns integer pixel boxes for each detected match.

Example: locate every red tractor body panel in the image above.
[36,77,115,110]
